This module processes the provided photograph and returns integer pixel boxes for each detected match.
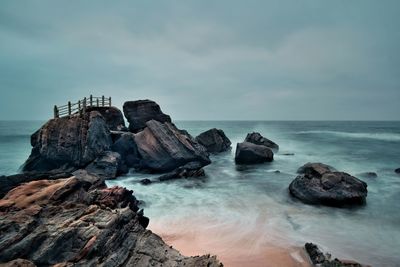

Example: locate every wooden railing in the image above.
[54,95,111,118]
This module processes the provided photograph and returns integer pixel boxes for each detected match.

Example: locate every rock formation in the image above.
[235,142,273,164]
[0,174,221,267]
[85,151,120,179]
[395,168,400,174]
[195,128,231,153]
[134,120,211,172]
[289,163,368,206]
[85,106,126,131]
[111,132,140,174]
[22,111,112,173]
[123,100,172,133]
[305,243,366,267]
[245,132,279,152]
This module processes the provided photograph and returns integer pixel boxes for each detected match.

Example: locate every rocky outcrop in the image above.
[235,142,273,164]
[85,106,126,131]
[111,132,140,174]
[305,243,367,267]
[0,175,221,267]
[289,163,368,206]
[22,111,112,173]
[245,132,279,152]
[195,128,231,153]
[134,120,211,172]
[123,100,172,133]
[85,151,121,179]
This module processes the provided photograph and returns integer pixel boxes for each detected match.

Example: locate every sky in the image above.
[0,1,399,120]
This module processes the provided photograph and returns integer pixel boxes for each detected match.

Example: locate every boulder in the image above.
[0,176,221,267]
[305,243,326,264]
[358,172,378,178]
[111,132,140,174]
[86,106,126,131]
[134,120,211,172]
[85,151,121,179]
[245,132,279,151]
[157,162,206,182]
[395,168,400,174]
[290,163,368,206]
[22,111,112,173]
[195,128,231,153]
[235,142,273,164]
[123,100,172,133]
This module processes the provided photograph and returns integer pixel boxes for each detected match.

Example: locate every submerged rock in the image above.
[0,176,221,267]
[245,132,279,152]
[140,178,152,185]
[395,168,400,174]
[22,111,112,173]
[358,172,378,178]
[123,99,172,133]
[86,106,126,131]
[290,163,368,206]
[134,120,211,172]
[235,142,273,164]
[158,162,206,182]
[195,128,231,153]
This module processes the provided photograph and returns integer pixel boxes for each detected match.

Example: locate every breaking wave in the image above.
[296,130,400,142]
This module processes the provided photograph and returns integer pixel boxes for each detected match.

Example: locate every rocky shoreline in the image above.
[0,99,372,266]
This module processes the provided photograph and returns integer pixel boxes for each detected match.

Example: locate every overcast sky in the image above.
[0,1,399,120]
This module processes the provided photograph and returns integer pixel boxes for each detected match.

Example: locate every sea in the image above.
[1,120,400,266]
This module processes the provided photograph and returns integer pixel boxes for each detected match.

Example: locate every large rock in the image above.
[195,128,231,153]
[0,176,221,267]
[245,132,279,152]
[289,163,368,206]
[85,151,121,179]
[134,120,211,172]
[22,111,112,173]
[86,106,126,131]
[111,132,140,174]
[235,142,274,164]
[123,100,172,133]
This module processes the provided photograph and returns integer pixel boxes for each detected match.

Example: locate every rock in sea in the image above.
[289,163,368,206]
[245,132,279,152]
[235,141,273,164]
[195,128,231,153]
[305,243,367,266]
[123,99,172,133]
[86,106,126,131]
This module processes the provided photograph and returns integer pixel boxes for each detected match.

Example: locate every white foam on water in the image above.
[296,130,400,142]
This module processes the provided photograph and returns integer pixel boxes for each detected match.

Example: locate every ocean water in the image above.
[1,121,400,266]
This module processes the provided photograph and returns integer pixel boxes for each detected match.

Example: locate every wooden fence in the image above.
[54,95,111,118]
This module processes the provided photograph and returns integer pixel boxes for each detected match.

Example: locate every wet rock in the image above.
[305,242,325,264]
[123,100,172,133]
[195,128,231,153]
[140,178,152,185]
[290,163,368,206]
[134,120,210,172]
[158,162,206,182]
[0,176,221,267]
[85,151,121,179]
[235,142,273,164]
[395,168,400,174]
[86,106,126,131]
[111,133,140,174]
[245,132,279,152]
[358,172,378,178]
[22,111,112,173]
[281,152,295,156]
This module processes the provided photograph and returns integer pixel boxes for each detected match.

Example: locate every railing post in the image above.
[78,100,82,116]
[54,105,59,118]
[109,97,111,107]
[68,101,71,116]
[90,95,93,106]
[102,95,105,107]
[96,98,99,107]
[83,97,87,115]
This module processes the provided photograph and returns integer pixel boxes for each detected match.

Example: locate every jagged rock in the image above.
[123,100,172,133]
[111,132,140,174]
[85,151,121,179]
[0,176,221,267]
[85,106,126,131]
[134,120,211,172]
[195,128,231,153]
[235,142,273,164]
[305,243,326,264]
[290,163,368,206]
[22,111,112,173]
[245,132,279,152]
[158,162,206,182]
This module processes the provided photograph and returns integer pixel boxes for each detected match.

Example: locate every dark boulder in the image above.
[245,132,279,152]
[358,172,378,178]
[134,120,211,172]
[235,142,273,164]
[195,128,231,153]
[86,106,126,131]
[305,243,366,267]
[158,162,206,182]
[123,100,171,133]
[111,133,140,174]
[22,111,112,173]
[305,243,325,264]
[85,151,121,179]
[290,163,368,206]
[140,178,152,185]
[395,168,400,174]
